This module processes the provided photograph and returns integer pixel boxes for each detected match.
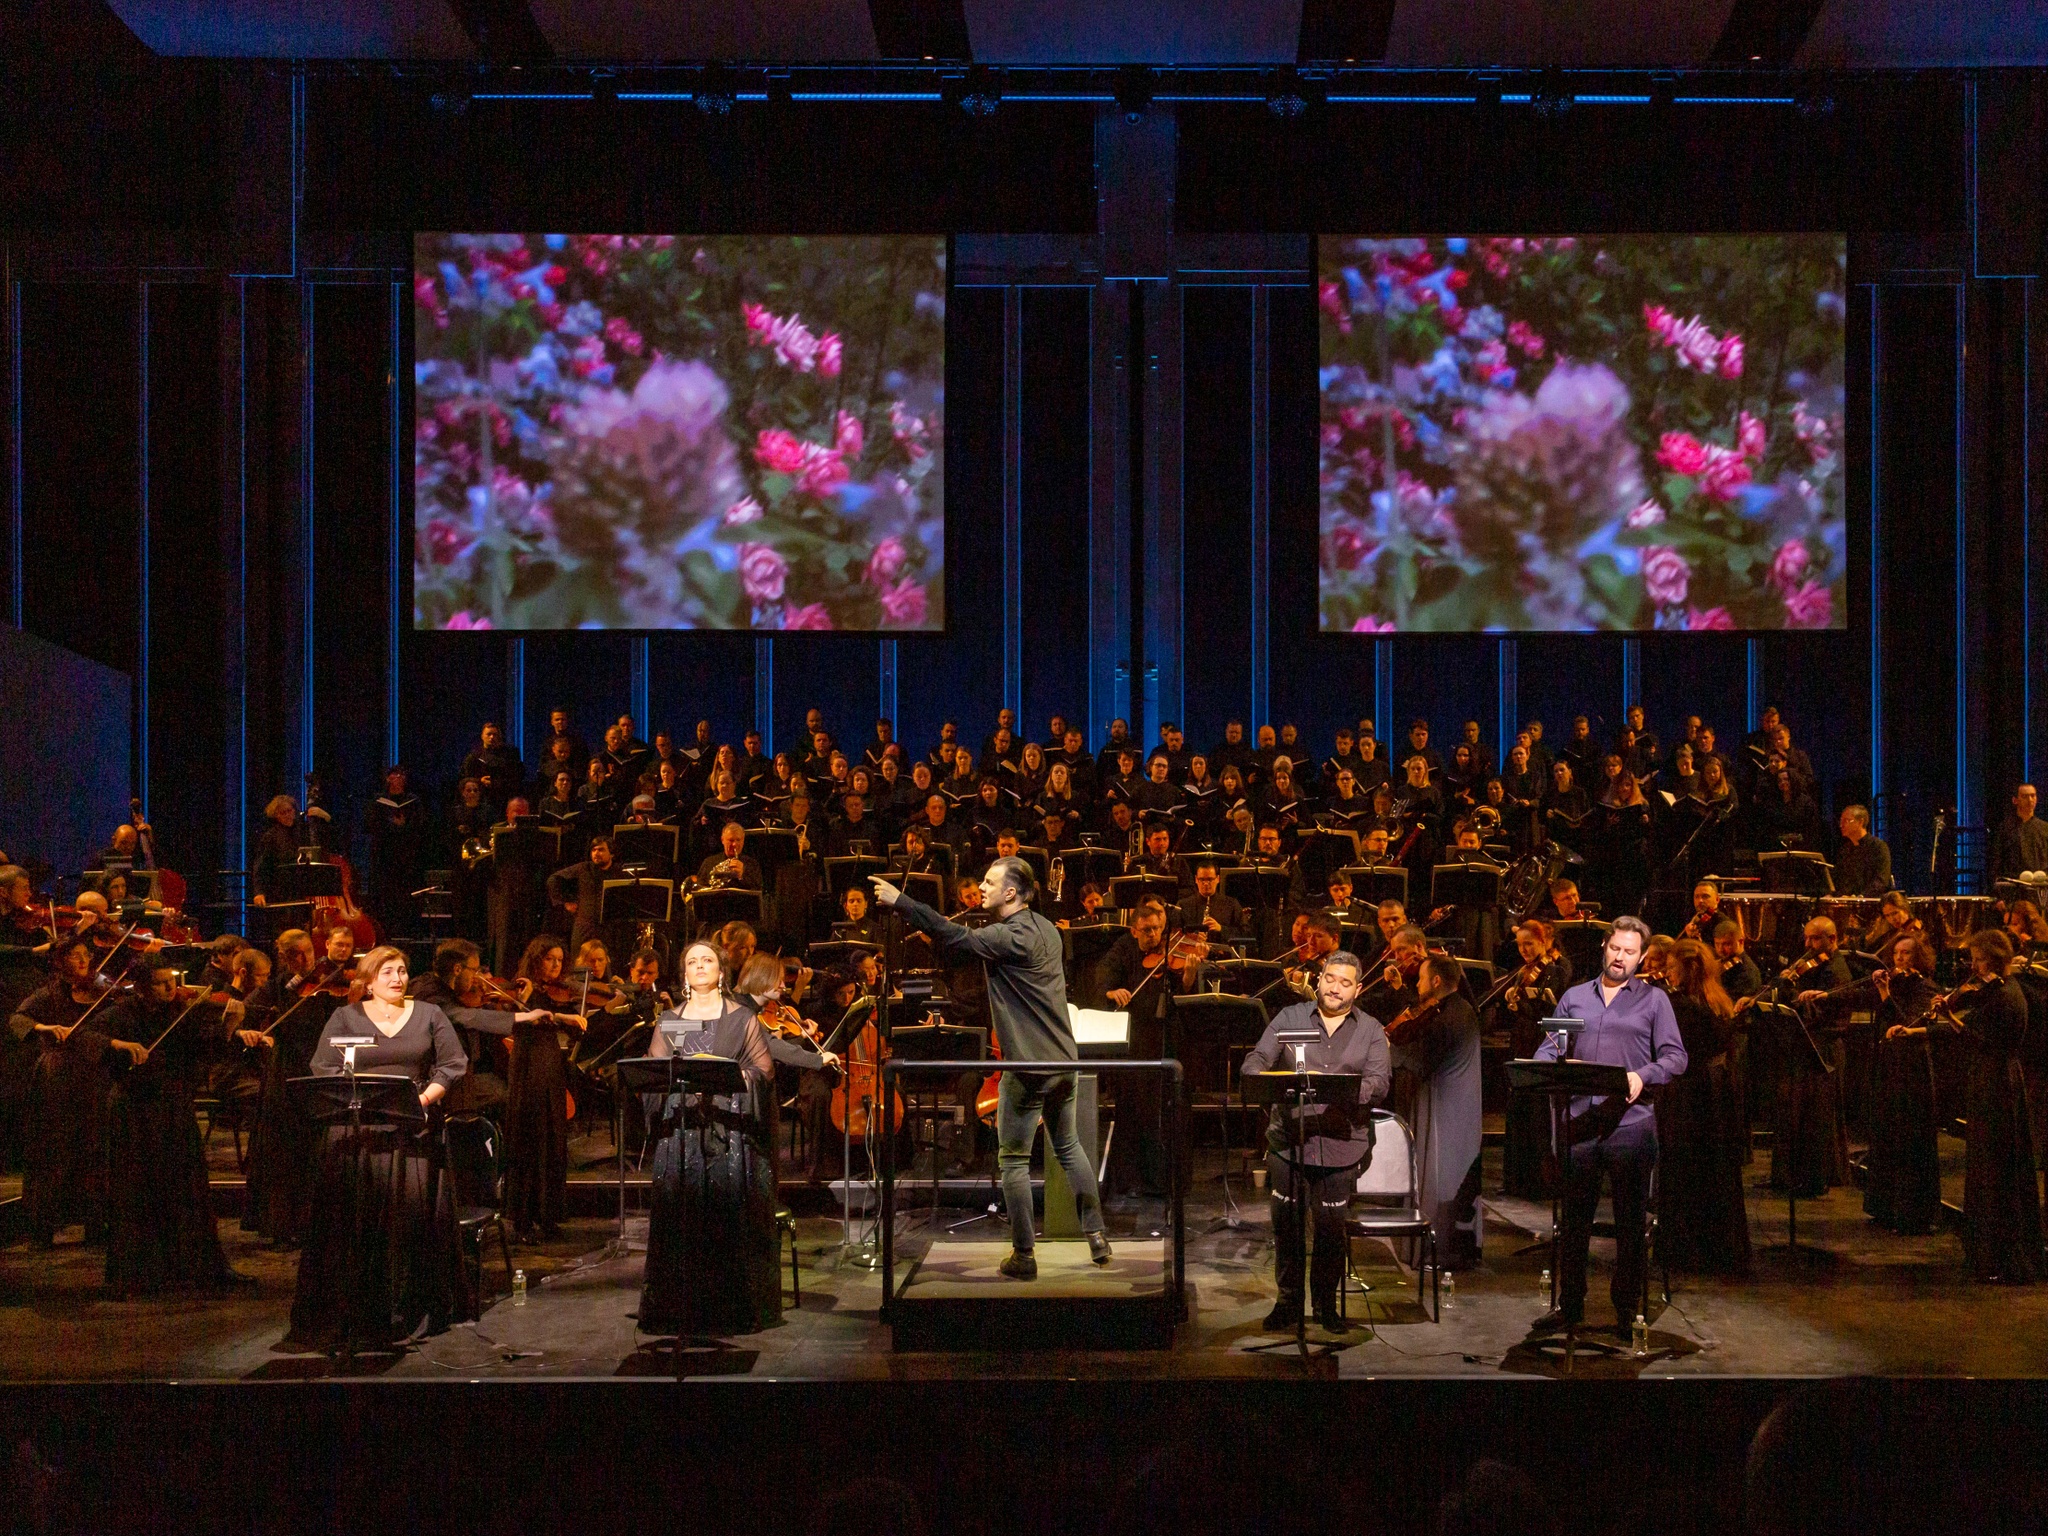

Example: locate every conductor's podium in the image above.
[888,1237,1177,1352]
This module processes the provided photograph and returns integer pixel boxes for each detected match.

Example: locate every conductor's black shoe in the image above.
[1088,1232,1114,1266]
[998,1249,1038,1280]
[1262,1299,1303,1332]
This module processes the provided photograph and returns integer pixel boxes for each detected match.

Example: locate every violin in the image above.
[1383,989,1450,1048]
[829,995,904,1140]
[760,999,825,1047]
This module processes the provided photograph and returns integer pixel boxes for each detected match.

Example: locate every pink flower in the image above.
[1319,281,1352,334]
[1667,316,1721,373]
[1783,579,1834,629]
[723,497,763,527]
[818,334,843,377]
[1642,303,1675,340]
[1737,411,1767,460]
[1506,319,1546,358]
[1686,607,1736,631]
[889,400,931,460]
[1642,546,1692,607]
[443,611,492,631]
[741,302,823,371]
[1323,526,1370,570]
[1769,540,1809,592]
[755,428,810,477]
[413,274,440,309]
[1697,445,1753,502]
[781,603,834,630]
[603,316,644,356]
[834,410,864,460]
[1718,334,1745,378]
[878,578,928,627]
[866,536,908,586]
[422,519,469,563]
[1625,499,1666,529]
[736,542,788,604]
[1351,615,1397,634]
[1655,431,1710,476]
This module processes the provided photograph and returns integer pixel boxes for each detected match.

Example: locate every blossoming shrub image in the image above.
[414,234,945,631]
[1319,235,1846,632]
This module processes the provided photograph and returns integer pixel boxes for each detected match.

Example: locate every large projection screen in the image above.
[1318,235,1846,633]
[414,234,946,632]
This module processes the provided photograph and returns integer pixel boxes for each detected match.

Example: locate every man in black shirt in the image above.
[1832,805,1893,896]
[1176,863,1245,939]
[461,723,525,816]
[872,858,1111,1276]
[546,835,616,953]
[1991,784,2048,880]
[697,822,763,891]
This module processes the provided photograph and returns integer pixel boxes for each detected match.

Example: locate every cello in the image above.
[829,994,904,1139]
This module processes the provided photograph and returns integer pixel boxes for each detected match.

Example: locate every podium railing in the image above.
[876,1058,1187,1322]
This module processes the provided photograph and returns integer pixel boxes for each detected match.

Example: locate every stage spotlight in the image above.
[1115,65,1154,123]
[959,64,1002,117]
[695,64,736,116]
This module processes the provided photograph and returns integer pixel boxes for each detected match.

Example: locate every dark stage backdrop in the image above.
[0,626,132,882]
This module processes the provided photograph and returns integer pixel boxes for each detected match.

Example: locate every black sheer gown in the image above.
[1654,993,1753,1275]
[1949,980,2045,1282]
[243,972,344,1245]
[1832,975,1944,1234]
[102,992,238,1294]
[13,981,111,1244]
[1763,956,1852,1196]
[638,1002,783,1336]
[504,1007,573,1237]
[1499,953,1573,1200]
[285,1001,471,1352]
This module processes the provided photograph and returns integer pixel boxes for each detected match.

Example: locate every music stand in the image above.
[1060,847,1124,896]
[1109,874,1180,913]
[897,871,945,910]
[1296,829,1360,890]
[1344,866,1408,907]
[600,878,674,925]
[1243,1063,1364,1357]
[1758,851,1835,897]
[271,862,343,905]
[1206,957,1289,1002]
[1169,993,1271,1228]
[824,854,887,901]
[1431,863,1504,911]
[746,827,802,881]
[1748,998,1833,1256]
[1550,919,1614,981]
[806,939,881,979]
[686,887,761,941]
[1182,851,1238,877]
[1223,867,1294,912]
[609,824,680,874]
[1504,1048,1631,1367]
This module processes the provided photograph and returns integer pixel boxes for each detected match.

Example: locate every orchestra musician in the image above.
[1534,916,1687,1338]
[1677,880,1727,945]
[409,937,546,1118]
[870,860,1112,1278]
[1174,863,1244,941]
[1497,919,1572,1200]
[1653,941,1752,1277]
[249,795,305,908]
[242,923,358,1246]
[504,936,590,1243]
[1756,917,1852,1197]
[1990,784,2047,881]
[1392,952,1485,1271]
[546,835,616,954]
[1833,805,1894,896]
[1100,898,1202,1200]
[1241,951,1391,1332]
[697,821,763,890]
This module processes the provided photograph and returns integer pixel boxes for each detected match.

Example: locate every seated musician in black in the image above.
[1317,872,1367,927]
[1713,920,1764,1000]
[1176,862,1245,940]
[1061,882,1112,927]
[408,938,548,1120]
[1133,824,1189,893]
[1099,899,1201,1199]
[828,792,884,860]
[1833,804,1893,896]
[834,885,884,946]
[1743,915,1853,1195]
[891,824,946,881]
[697,822,763,890]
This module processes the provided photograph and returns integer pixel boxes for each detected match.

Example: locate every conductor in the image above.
[871,857,1112,1278]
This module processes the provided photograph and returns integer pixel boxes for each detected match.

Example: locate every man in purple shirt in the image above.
[1534,914,1688,1335]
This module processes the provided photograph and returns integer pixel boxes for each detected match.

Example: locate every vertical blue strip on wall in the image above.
[1745,639,1761,733]
[8,275,20,628]
[1954,283,1971,828]
[755,636,774,757]
[1868,285,1885,830]
[232,280,249,924]
[1620,637,1640,716]
[1002,286,1024,720]
[1497,638,1517,767]
[878,638,898,729]
[630,635,650,734]
[2026,278,2035,784]
[505,638,526,756]
[388,280,403,768]
[299,280,315,788]
[1373,639,1393,744]
[1249,285,1271,737]
[137,282,150,815]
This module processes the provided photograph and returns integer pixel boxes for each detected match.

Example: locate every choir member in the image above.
[286,946,469,1352]
[1655,940,1753,1276]
[101,963,249,1295]
[461,722,525,816]
[1394,952,1485,1269]
[503,936,589,1243]
[541,709,588,780]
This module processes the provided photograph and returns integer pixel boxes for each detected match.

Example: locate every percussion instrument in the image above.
[1928,895,1998,947]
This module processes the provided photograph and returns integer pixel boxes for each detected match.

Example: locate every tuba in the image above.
[1502,839,1567,924]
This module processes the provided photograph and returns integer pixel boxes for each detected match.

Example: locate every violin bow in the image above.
[68,923,147,1032]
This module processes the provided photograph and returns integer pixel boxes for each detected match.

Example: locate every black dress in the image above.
[504,1005,573,1236]
[1849,977,1943,1235]
[285,1001,472,1351]
[638,1003,783,1336]
[1654,994,1753,1275]
[15,982,111,1244]
[1765,957,1852,1196]
[1499,953,1573,1200]
[102,994,237,1294]
[243,972,342,1245]
[1950,981,2045,1283]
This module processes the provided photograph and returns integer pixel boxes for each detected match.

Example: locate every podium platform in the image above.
[889,1238,1176,1352]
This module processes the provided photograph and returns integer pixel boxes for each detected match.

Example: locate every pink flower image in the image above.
[443,611,492,630]
[1718,334,1745,377]
[781,603,834,630]
[723,496,763,526]
[1737,411,1767,459]
[1323,525,1370,569]
[1319,281,1352,334]
[741,303,826,372]
[878,578,928,627]
[1643,303,1675,340]
[1696,445,1754,502]
[1642,546,1692,607]
[889,400,931,459]
[1655,431,1710,476]
[754,428,810,477]
[1667,316,1722,373]
[1506,319,1546,358]
[1686,607,1736,631]
[736,542,788,604]
[1350,615,1397,633]
[1625,499,1666,529]
[1783,579,1834,629]
[866,536,908,586]
[1769,540,1810,591]
[818,334,843,377]
[422,519,470,564]
[834,410,864,460]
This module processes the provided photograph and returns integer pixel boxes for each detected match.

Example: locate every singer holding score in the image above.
[1533,915,1687,1338]
[870,858,1112,1279]
[1240,952,1391,1333]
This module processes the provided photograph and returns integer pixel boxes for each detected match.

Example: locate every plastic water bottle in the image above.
[1632,1312,1649,1356]
[1539,1267,1551,1302]
[513,1269,528,1308]
[1441,1272,1457,1311]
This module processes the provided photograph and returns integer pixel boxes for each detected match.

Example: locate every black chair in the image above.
[1341,1108,1439,1322]
[444,1113,515,1300]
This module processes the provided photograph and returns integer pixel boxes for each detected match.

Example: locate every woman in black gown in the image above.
[1820,934,1945,1234]
[242,926,353,1246]
[1655,941,1753,1275]
[639,940,790,1336]
[286,945,470,1352]
[1496,920,1572,1200]
[503,936,588,1243]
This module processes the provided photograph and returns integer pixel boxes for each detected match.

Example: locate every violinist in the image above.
[641,940,789,1333]
[1745,916,1853,1194]
[409,937,548,1116]
[1713,920,1763,1002]
[241,927,352,1246]
[12,936,148,1246]
[1388,952,1484,1271]
[1360,924,1428,1018]
[546,835,615,954]
[101,962,249,1295]
[734,951,842,1119]
[205,945,273,1106]
[1677,880,1727,945]
[1100,899,1199,1200]
[504,935,590,1242]
[1883,931,2044,1281]
[1241,951,1390,1332]
[1498,920,1572,1200]
[1282,912,1343,997]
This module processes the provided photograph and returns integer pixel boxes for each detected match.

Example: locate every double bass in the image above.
[829,994,904,1139]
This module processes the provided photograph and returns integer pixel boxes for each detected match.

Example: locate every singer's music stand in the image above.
[287,1069,426,1358]
[1243,1063,1363,1359]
